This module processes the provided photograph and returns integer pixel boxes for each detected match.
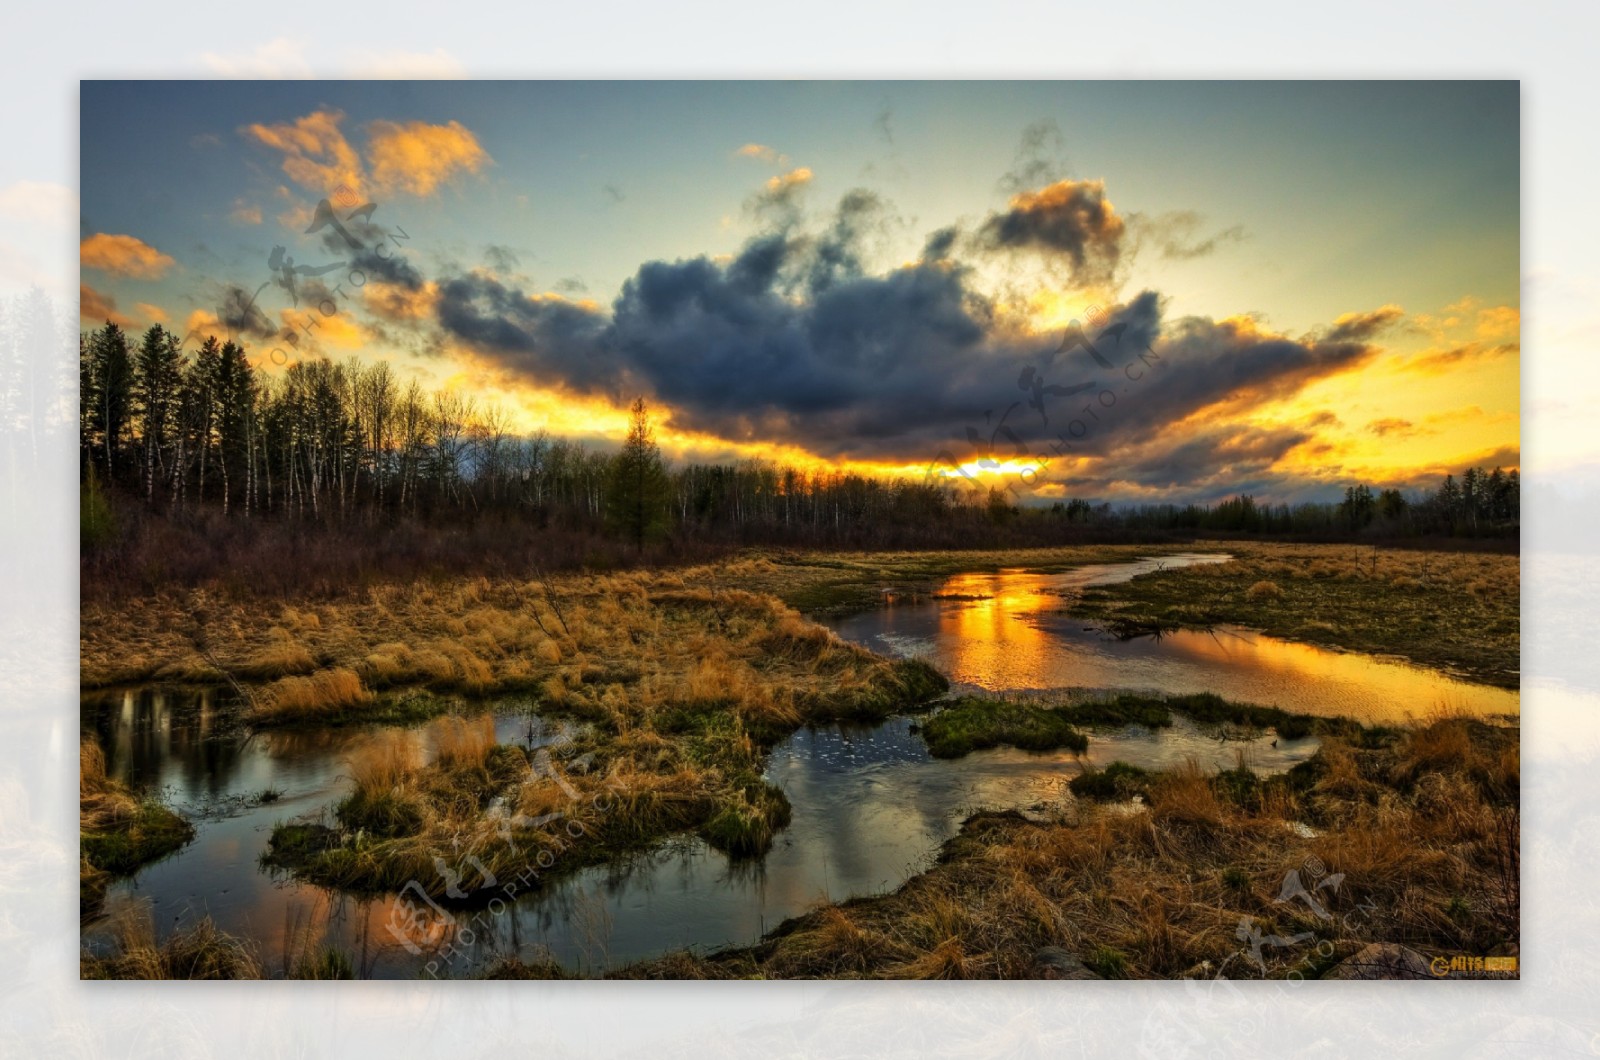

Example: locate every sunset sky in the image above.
[78,80,1519,504]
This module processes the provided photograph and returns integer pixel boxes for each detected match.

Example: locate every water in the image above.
[81,553,1518,976]
[826,553,1519,724]
[82,691,1310,977]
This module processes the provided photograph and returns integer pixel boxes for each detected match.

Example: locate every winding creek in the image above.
[81,553,1519,976]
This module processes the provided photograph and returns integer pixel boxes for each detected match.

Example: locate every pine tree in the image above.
[133,324,183,505]
[605,396,670,549]
[84,323,132,484]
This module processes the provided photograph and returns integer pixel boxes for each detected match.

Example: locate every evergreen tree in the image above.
[132,324,183,504]
[605,396,670,548]
[84,322,132,483]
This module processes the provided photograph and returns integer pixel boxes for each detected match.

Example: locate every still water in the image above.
[82,554,1518,976]
[828,554,1520,724]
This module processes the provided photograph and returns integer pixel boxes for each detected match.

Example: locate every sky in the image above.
[77,80,1520,505]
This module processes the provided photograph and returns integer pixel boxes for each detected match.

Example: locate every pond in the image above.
[81,553,1518,976]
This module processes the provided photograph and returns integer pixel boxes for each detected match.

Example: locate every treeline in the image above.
[80,321,1516,594]
[1104,476,1519,539]
[78,322,1045,553]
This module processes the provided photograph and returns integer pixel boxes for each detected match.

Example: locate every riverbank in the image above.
[80,739,193,915]
[82,539,1516,695]
[1065,541,1519,688]
[600,714,1518,980]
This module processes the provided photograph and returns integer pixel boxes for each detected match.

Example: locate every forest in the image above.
[78,321,1519,595]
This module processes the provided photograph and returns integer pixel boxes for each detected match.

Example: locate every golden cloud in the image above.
[764,167,814,194]
[1476,305,1520,341]
[366,119,492,197]
[279,307,365,350]
[230,198,263,225]
[1405,341,1519,375]
[735,143,784,164]
[79,283,133,327]
[80,233,175,279]
[241,109,364,197]
[363,280,440,321]
[184,308,222,338]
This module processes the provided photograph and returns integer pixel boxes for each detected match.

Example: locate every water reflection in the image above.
[81,686,1313,977]
[828,553,1520,724]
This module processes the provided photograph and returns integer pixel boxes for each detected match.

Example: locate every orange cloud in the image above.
[764,167,813,194]
[279,307,365,351]
[276,201,317,231]
[735,143,787,164]
[80,233,175,279]
[1405,341,1519,375]
[367,119,491,196]
[79,283,133,327]
[1325,304,1404,343]
[184,308,222,338]
[364,279,439,321]
[1366,417,1416,438]
[136,302,168,323]
[241,109,364,197]
[1476,305,1520,341]
[230,198,263,224]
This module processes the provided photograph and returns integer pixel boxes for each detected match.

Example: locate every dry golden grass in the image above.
[80,736,193,912]
[80,555,938,753]
[346,729,421,795]
[238,626,317,678]
[617,715,1519,981]
[249,668,372,724]
[429,714,495,772]
[1150,760,1227,831]
[1070,541,1519,687]
[79,544,1190,691]
[82,903,260,980]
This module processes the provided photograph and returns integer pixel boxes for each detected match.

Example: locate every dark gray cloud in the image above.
[484,244,521,273]
[975,179,1125,285]
[804,189,893,294]
[314,207,425,290]
[922,226,959,262]
[430,192,1379,473]
[216,283,276,340]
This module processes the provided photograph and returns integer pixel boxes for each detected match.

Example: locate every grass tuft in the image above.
[919,697,1088,758]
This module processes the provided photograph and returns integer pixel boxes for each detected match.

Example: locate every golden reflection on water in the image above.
[900,567,1519,725]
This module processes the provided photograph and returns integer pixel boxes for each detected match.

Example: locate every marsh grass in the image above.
[81,903,260,980]
[919,697,1089,758]
[1070,542,1519,687]
[922,691,1333,761]
[249,668,373,724]
[1069,761,1152,800]
[79,738,193,912]
[615,715,1519,980]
